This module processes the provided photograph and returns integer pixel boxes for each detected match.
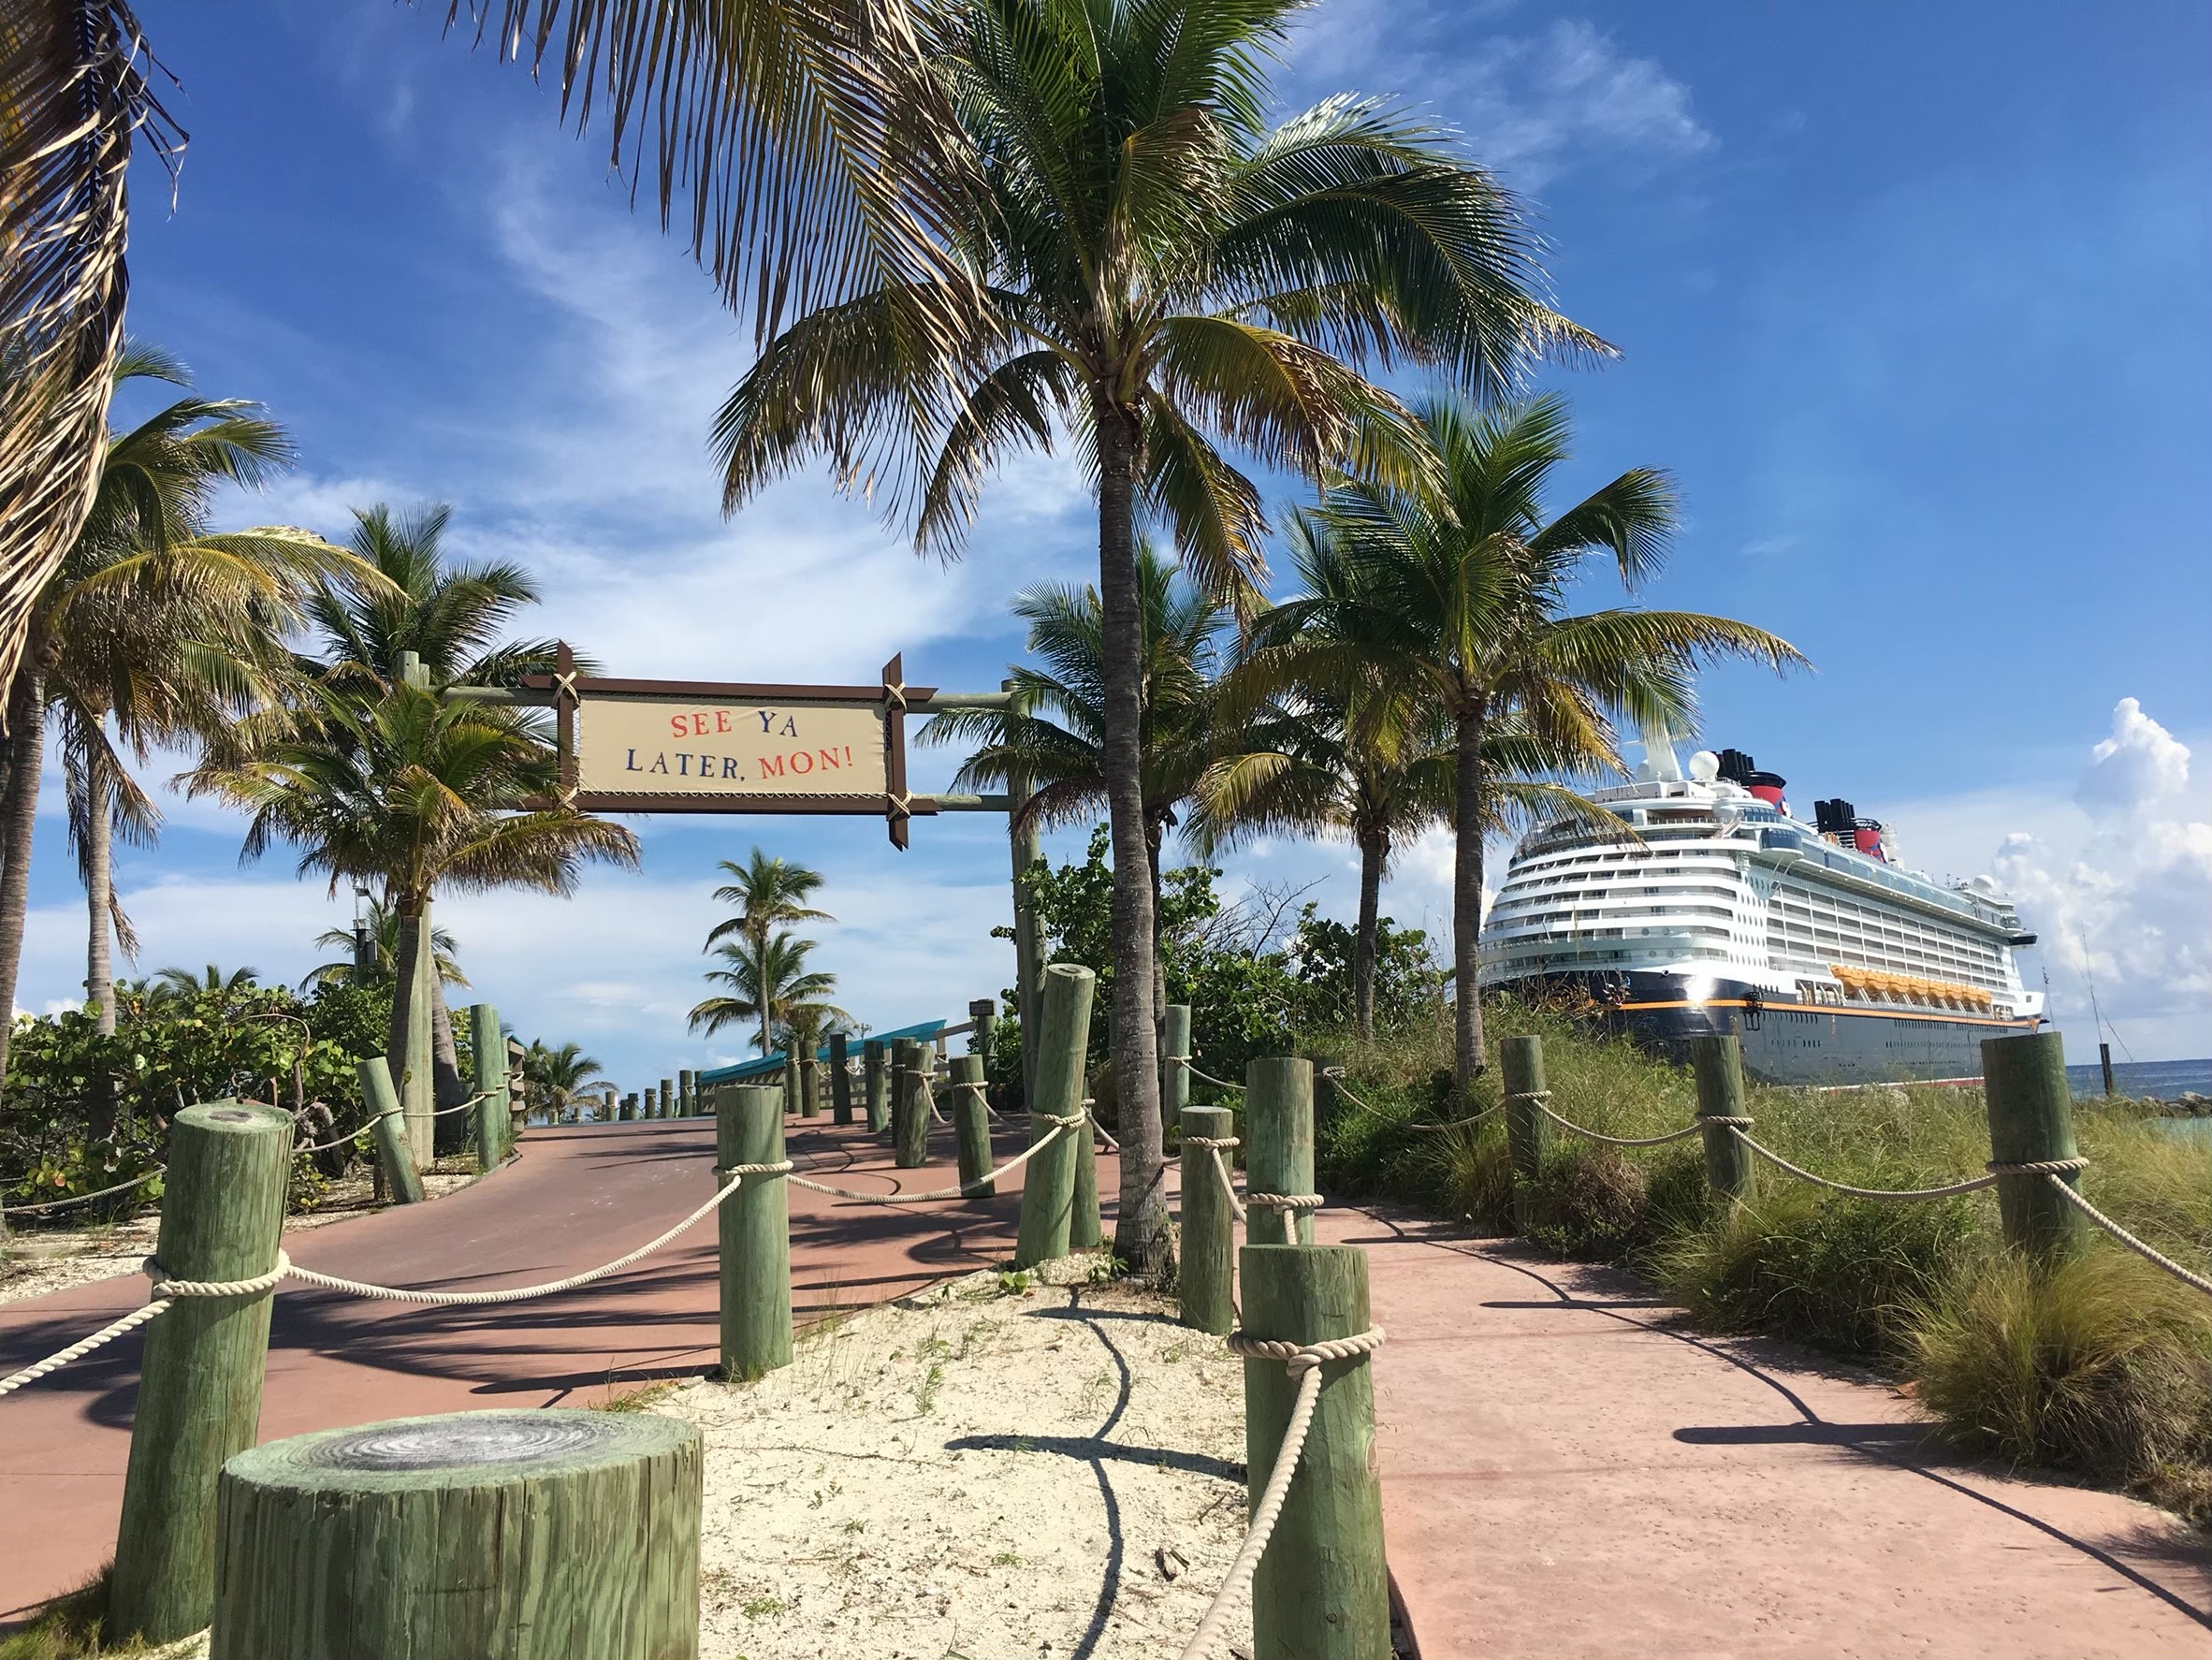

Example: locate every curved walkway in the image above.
[4,1122,2206,1653]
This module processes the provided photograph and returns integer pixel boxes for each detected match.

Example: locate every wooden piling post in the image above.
[679,1069,697,1116]
[359,1058,423,1204]
[1245,1058,1317,1245]
[1015,964,1095,1269]
[109,1101,294,1644]
[2099,1041,2117,1098]
[1501,1034,1551,1230]
[655,1078,670,1120]
[1071,1094,1102,1249]
[970,997,998,1089]
[951,1054,993,1196]
[864,1039,889,1133]
[469,1004,505,1171]
[1240,1245,1390,1660]
[892,1039,928,1168]
[1161,1004,1192,1132]
[829,1034,854,1125]
[210,1410,703,1660]
[799,1053,821,1119]
[1691,1034,1753,1202]
[781,1052,801,1118]
[1983,1031,2086,1260]
[718,1084,793,1381]
[618,1093,635,1123]
[1179,1104,1235,1334]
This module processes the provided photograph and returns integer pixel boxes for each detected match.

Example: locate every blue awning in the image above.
[697,1019,950,1085]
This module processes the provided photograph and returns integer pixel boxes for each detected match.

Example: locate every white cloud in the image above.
[2075,696,2190,817]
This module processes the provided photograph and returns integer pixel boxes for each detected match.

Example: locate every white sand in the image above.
[658,1258,1254,1660]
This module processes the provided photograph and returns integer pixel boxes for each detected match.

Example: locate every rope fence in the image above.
[785,1117,1082,1206]
[2045,1175,2212,1298]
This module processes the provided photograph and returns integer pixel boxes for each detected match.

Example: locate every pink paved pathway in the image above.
[5,1119,2206,1655]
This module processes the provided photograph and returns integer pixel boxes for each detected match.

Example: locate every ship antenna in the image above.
[2071,924,2137,1064]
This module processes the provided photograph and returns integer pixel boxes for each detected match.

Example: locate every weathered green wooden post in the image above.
[1691,1034,1754,1202]
[892,1039,929,1168]
[469,1003,506,1172]
[781,1052,801,1118]
[718,1084,792,1381]
[799,1051,822,1119]
[829,1033,854,1125]
[359,1057,423,1204]
[1015,963,1095,1269]
[210,1411,703,1660]
[654,1078,670,1120]
[1007,714,1049,1108]
[1161,1003,1192,1132]
[864,1038,889,1133]
[1070,1095,1103,1248]
[1983,1030,2086,1260]
[969,998,999,1088]
[951,1054,993,1195]
[1501,1034,1552,1231]
[1307,1048,1345,1125]
[109,1100,293,1644]
[1179,1103,1236,1334]
[678,1069,697,1116]
[618,1093,635,1123]
[1246,1057,1317,1245]
[1241,1245,1390,1660]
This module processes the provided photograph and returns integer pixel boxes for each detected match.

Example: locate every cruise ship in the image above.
[1478,743,2043,1085]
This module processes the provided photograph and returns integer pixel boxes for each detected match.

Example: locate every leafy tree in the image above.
[710,0,1597,1270]
[1252,394,1807,1098]
[1284,908,1448,1033]
[702,849,832,1056]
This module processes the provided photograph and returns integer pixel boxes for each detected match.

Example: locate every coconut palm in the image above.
[711,0,1601,1269]
[190,679,639,1150]
[150,963,262,998]
[0,344,369,1097]
[3,0,974,694]
[518,1041,609,1120]
[702,850,833,1056]
[302,898,468,991]
[921,542,1227,1033]
[689,929,840,1049]
[1253,394,1807,1097]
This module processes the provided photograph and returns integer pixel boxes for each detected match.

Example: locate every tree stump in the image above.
[210,1410,702,1660]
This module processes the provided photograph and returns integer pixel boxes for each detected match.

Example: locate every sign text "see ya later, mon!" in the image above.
[577,694,888,798]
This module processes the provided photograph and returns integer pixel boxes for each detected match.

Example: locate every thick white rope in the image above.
[1,1254,287,1400]
[284,1175,746,1304]
[1184,1137,1247,1223]
[784,1120,1076,1205]
[0,1302,171,1397]
[1531,1093,1709,1148]
[2044,1173,2212,1298]
[1244,1191,1321,1245]
[1171,1055,1244,1092]
[1179,1327,1388,1660]
[5,1167,165,1216]
[1727,1129,2054,1201]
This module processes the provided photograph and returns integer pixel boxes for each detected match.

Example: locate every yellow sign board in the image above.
[577,694,888,799]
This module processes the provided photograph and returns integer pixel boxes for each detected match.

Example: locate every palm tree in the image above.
[922,541,1227,1035]
[518,1041,609,1121]
[4,0,975,694]
[303,898,468,991]
[1255,394,1807,1097]
[190,679,639,1157]
[150,963,262,998]
[0,343,368,1097]
[689,929,840,1048]
[710,0,1601,1270]
[702,850,832,1056]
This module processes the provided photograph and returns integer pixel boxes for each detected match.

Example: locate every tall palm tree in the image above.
[0,344,367,1096]
[703,850,832,1056]
[1255,394,1807,1097]
[710,0,1600,1270]
[302,898,468,990]
[518,1040,609,1120]
[3,0,975,697]
[191,680,639,1157]
[921,541,1226,1035]
[689,929,840,1048]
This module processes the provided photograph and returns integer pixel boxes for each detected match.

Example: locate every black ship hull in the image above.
[1498,971,2040,1086]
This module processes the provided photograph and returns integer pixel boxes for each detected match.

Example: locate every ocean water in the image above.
[2063,1057,2212,1101]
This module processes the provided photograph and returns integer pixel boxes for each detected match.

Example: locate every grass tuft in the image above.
[0,1565,165,1660]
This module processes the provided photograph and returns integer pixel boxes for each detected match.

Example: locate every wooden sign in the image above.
[523,649,939,847]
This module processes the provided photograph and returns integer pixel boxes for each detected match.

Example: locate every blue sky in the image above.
[22,1,2210,1072]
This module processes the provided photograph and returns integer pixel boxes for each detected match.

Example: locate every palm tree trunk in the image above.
[753,928,773,1058]
[85,755,117,1141]
[429,979,467,1157]
[387,904,431,1164]
[1354,823,1386,1041]
[1095,401,1168,1274]
[1451,700,1488,1101]
[1144,823,1167,1041]
[0,668,50,1092]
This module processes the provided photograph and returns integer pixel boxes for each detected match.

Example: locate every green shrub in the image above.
[1909,1248,2212,1522]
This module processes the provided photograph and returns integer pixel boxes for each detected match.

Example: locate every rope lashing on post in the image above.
[1244,1191,1323,1245]
[1170,1054,1245,1093]
[1531,1093,1710,1148]
[282,1174,749,1305]
[0,1253,288,1399]
[783,1119,1081,1206]
[1183,1134,1245,1223]
[899,1064,947,1125]
[2043,1174,2212,1298]
[1178,1325,1389,1660]
[952,1077,1003,1119]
